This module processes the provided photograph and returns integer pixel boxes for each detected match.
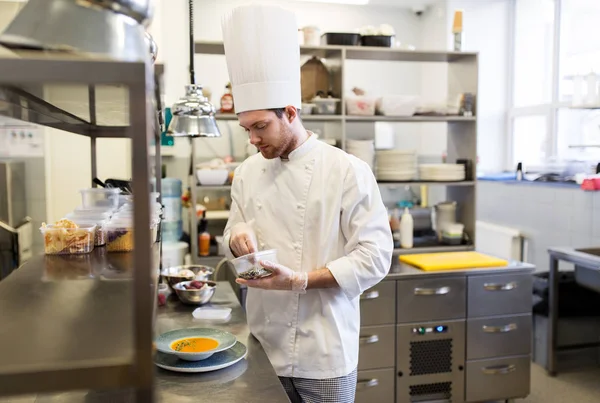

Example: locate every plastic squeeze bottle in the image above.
[400,208,414,249]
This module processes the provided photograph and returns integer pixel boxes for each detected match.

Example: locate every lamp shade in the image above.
[167,85,221,138]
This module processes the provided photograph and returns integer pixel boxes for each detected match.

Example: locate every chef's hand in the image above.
[229,222,257,257]
[236,261,308,293]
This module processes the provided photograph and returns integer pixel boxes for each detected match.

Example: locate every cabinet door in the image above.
[397,277,466,323]
[467,314,532,360]
[355,369,395,403]
[360,281,396,326]
[468,273,532,317]
[465,355,531,402]
[358,325,395,371]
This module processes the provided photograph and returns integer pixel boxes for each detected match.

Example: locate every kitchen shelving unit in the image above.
[192,40,478,259]
[0,48,162,401]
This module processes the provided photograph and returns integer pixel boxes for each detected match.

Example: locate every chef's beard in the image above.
[258,123,296,160]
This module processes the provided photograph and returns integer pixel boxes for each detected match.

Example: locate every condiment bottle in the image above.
[220,82,235,113]
[198,211,210,257]
[400,208,414,249]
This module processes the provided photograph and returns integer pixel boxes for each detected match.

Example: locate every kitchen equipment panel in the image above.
[397,277,466,322]
[360,281,396,326]
[467,314,532,360]
[465,355,530,402]
[355,368,395,403]
[358,325,395,371]
[468,273,532,317]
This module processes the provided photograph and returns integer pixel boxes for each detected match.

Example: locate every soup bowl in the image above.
[155,328,236,361]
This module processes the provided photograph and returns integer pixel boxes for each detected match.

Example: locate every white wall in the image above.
[447,0,511,172]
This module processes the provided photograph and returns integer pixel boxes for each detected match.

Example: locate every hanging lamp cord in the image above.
[189,0,195,85]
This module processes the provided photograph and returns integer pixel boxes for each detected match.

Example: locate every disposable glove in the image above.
[236,260,308,293]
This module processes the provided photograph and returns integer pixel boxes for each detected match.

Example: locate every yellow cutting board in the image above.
[399,251,509,272]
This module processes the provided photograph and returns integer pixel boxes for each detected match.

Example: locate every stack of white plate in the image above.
[347,139,375,169]
[419,164,465,181]
[375,149,418,181]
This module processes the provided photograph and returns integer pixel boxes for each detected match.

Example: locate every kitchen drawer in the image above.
[465,355,530,402]
[467,314,532,360]
[355,368,395,403]
[468,273,532,317]
[358,325,395,370]
[397,277,466,323]
[360,281,396,326]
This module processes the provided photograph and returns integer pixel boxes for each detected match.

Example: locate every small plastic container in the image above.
[360,35,394,47]
[40,224,96,255]
[346,96,377,116]
[80,188,120,210]
[312,97,340,115]
[70,207,113,219]
[70,218,108,246]
[321,32,360,46]
[106,219,134,252]
[230,249,278,279]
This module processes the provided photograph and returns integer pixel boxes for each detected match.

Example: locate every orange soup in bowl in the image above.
[171,337,219,353]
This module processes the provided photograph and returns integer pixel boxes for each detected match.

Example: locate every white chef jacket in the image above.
[223,133,393,379]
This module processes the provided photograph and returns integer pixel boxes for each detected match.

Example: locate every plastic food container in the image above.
[376,95,418,116]
[312,97,340,115]
[40,224,96,255]
[70,218,108,246]
[321,32,360,46]
[230,250,278,279]
[346,96,377,116]
[70,207,113,219]
[301,103,316,115]
[80,188,120,210]
[360,35,394,47]
[106,219,134,252]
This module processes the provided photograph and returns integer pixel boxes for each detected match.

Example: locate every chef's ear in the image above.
[284,105,299,123]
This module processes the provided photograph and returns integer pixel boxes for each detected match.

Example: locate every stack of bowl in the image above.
[160,265,216,305]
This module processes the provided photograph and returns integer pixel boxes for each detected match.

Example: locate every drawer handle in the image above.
[483,323,518,333]
[359,334,379,344]
[360,290,380,300]
[414,286,450,296]
[483,281,517,291]
[481,364,516,375]
[356,378,379,389]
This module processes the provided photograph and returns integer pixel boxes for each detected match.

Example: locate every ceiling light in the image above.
[168,84,221,138]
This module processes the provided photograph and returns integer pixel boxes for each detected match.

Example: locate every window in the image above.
[509,0,600,167]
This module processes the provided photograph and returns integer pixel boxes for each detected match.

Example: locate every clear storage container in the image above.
[80,188,120,210]
[230,249,278,280]
[346,96,377,116]
[70,218,108,246]
[106,219,134,252]
[40,224,96,255]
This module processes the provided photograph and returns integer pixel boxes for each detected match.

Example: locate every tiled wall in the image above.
[477,181,600,273]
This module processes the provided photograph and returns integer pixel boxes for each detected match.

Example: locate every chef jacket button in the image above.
[305,164,310,170]
[262,168,266,173]
[297,204,303,210]
[287,322,292,327]
[295,243,301,250]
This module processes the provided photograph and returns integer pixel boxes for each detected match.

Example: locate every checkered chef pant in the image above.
[279,368,357,403]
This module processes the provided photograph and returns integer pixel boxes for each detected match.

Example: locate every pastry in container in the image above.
[106,219,134,252]
[40,219,95,255]
[69,217,108,246]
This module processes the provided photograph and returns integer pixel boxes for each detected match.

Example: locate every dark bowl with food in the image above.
[173,280,217,305]
[161,265,215,291]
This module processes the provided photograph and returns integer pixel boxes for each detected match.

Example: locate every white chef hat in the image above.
[222,4,301,114]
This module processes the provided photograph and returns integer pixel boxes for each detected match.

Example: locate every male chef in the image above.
[221,5,393,402]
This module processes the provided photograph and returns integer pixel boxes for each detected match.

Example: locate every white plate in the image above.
[155,341,247,373]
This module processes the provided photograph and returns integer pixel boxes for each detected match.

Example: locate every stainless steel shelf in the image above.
[346,115,476,122]
[0,246,159,396]
[0,47,163,137]
[215,113,343,122]
[195,40,477,63]
[196,185,232,191]
[378,181,475,187]
[394,245,474,255]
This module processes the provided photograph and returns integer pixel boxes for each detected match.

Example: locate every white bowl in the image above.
[196,169,229,186]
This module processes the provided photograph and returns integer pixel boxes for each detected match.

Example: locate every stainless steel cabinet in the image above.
[358,325,395,371]
[396,277,466,322]
[360,281,396,326]
[355,369,395,403]
[467,273,532,317]
[466,314,532,360]
[465,355,531,402]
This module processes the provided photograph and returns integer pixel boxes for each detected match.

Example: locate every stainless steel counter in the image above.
[1,281,288,403]
[385,258,535,280]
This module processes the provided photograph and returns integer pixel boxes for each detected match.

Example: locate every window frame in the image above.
[507,0,565,169]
